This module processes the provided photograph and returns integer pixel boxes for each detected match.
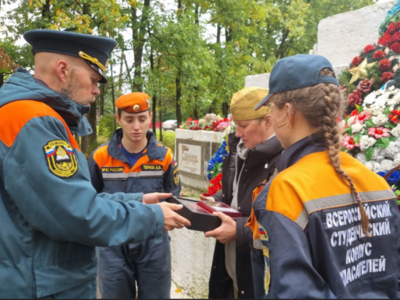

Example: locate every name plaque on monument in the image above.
[178,143,202,175]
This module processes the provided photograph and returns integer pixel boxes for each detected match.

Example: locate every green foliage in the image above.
[98,114,115,140]
[365,147,374,161]
[155,130,176,154]
[375,137,390,148]
[0,0,375,145]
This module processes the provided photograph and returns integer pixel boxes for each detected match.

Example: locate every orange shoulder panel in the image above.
[246,179,268,239]
[163,148,174,171]
[265,151,391,222]
[0,100,79,149]
[92,144,111,168]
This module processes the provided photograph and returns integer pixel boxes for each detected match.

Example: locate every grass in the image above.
[155,130,176,153]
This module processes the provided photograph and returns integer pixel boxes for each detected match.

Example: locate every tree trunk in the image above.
[81,136,88,154]
[152,95,157,133]
[175,72,182,126]
[131,0,151,92]
[0,73,4,89]
[123,54,133,89]
[87,100,97,150]
[41,0,50,23]
[159,97,163,142]
[118,51,124,97]
[193,108,199,120]
[276,29,290,59]
[110,63,117,131]
[194,4,199,25]
[99,84,105,116]
[222,102,229,117]
[149,48,156,133]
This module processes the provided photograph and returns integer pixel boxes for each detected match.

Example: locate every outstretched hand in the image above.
[204,212,236,244]
[143,193,172,204]
[157,202,191,232]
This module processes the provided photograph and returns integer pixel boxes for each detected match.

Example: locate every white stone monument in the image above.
[245,1,395,88]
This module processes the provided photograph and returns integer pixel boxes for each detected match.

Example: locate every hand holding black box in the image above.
[166,196,242,232]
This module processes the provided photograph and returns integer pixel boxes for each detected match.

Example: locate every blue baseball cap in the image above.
[24,30,117,83]
[255,54,339,110]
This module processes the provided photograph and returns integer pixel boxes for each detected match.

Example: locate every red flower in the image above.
[378,33,394,46]
[351,55,363,67]
[372,50,386,59]
[347,90,363,107]
[356,79,373,93]
[194,120,199,124]
[390,42,400,53]
[363,44,375,53]
[379,59,392,71]
[207,173,223,195]
[381,71,394,83]
[390,109,400,124]
[187,117,193,122]
[387,22,397,34]
[350,109,359,117]
[394,32,400,42]
[396,21,400,31]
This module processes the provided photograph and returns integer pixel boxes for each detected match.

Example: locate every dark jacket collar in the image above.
[108,129,164,165]
[245,135,283,168]
[276,133,326,172]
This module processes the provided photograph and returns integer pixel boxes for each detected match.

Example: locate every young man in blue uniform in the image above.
[0,29,189,299]
[89,92,180,299]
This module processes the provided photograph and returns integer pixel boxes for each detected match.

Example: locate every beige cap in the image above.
[230,87,270,121]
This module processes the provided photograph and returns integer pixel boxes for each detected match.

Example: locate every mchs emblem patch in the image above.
[44,140,78,178]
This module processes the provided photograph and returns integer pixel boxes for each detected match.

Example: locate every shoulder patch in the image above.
[44,140,78,178]
[173,167,180,186]
[258,223,269,241]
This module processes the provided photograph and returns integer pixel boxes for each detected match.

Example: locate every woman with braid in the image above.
[247,54,400,298]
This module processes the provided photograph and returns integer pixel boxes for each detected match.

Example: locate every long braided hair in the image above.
[271,68,371,236]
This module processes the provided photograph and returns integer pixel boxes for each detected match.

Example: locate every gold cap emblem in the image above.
[133,105,140,112]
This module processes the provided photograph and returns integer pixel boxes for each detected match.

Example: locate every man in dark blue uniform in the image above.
[89,92,180,298]
[0,30,190,298]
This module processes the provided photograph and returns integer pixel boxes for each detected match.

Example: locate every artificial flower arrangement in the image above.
[341,84,400,209]
[181,113,232,132]
[202,122,235,196]
[338,3,400,116]
[339,0,400,209]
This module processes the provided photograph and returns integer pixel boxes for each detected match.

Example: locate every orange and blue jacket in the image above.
[247,134,400,298]
[0,68,164,298]
[88,129,180,197]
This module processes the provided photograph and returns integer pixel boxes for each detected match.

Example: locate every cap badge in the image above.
[133,104,140,112]
[79,51,106,72]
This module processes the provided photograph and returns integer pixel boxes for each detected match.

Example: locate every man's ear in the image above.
[55,60,69,83]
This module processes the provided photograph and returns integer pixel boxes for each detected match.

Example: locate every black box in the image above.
[167,196,222,232]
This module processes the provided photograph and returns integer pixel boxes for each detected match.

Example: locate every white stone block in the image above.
[170,227,216,298]
[317,1,394,75]
[245,73,270,89]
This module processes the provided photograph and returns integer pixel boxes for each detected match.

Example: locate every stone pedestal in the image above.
[175,129,226,191]
[245,73,270,89]
[170,228,216,299]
